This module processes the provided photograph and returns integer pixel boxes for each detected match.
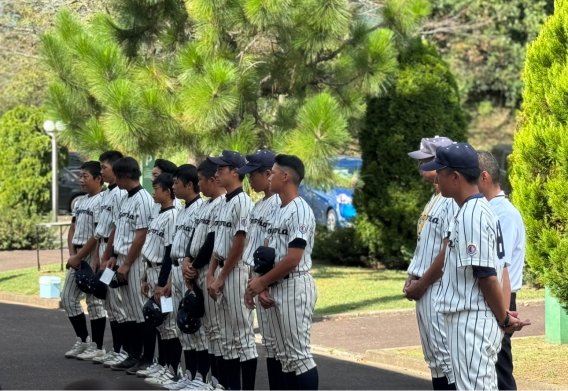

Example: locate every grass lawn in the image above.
[0,261,544,315]
[391,336,568,387]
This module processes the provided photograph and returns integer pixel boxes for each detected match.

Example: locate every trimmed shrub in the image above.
[510,0,568,306]
[0,206,52,250]
[312,226,374,267]
[354,39,468,269]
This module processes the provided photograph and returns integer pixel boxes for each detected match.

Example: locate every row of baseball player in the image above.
[402,137,530,391]
[61,149,319,390]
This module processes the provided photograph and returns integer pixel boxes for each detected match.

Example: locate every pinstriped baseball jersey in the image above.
[266,196,315,272]
[189,195,225,259]
[153,197,183,216]
[114,186,154,256]
[212,188,253,261]
[435,195,500,314]
[72,193,103,246]
[171,197,204,259]
[142,206,177,264]
[407,194,458,277]
[94,184,127,240]
[243,194,281,267]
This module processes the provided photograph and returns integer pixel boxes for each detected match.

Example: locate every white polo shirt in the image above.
[489,191,526,292]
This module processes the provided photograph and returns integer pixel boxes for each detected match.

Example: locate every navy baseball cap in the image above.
[420,143,478,172]
[408,136,453,160]
[208,150,247,169]
[237,150,276,174]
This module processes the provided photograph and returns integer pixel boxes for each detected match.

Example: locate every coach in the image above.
[478,151,526,390]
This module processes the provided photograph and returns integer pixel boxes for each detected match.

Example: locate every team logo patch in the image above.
[467,243,477,256]
[241,218,247,227]
[299,224,308,234]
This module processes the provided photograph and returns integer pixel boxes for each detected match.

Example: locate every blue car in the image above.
[299,156,362,231]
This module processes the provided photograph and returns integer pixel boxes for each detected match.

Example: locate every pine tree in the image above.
[40,0,430,184]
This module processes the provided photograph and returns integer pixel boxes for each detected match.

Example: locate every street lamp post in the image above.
[43,120,66,222]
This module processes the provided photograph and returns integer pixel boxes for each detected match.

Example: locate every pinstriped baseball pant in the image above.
[415,280,454,383]
[216,261,258,361]
[171,264,208,351]
[268,273,317,375]
[252,272,277,359]
[61,252,106,320]
[98,242,121,322]
[197,265,223,356]
[444,310,504,390]
[115,254,146,323]
[146,265,178,340]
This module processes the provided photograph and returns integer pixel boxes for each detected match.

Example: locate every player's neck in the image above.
[482,185,502,201]
[107,178,116,186]
[432,184,440,195]
[224,181,242,195]
[262,187,275,200]
[455,185,481,207]
[278,186,298,207]
[123,180,140,192]
[160,198,174,209]
[87,187,102,197]
[183,191,199,203]
[209,187,226,200]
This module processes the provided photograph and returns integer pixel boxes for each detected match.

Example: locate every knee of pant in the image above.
[61,294,78,313]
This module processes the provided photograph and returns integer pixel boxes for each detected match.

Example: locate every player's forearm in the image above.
[218,232,246,280]
[208,257,219,278]
[418,243,447,288]
[68,225,76,256]
[259,248,303,287]
[124,229,148,266]
[502,267,512,310]
[74,237,98,260]
[479,275,507,322]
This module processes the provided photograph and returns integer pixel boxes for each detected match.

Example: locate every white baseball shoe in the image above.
[165,372,193,390]
[64,336,91,358]
[145,369,179,387]
[93,350,116,365]
[181,374,215,390]
[137,363,164,378]
[103,350,127,367]
[77,343,106,361]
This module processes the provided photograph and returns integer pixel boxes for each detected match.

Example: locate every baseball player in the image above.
[237,150,283,390]
[62,161,106,360]
[420,143,530,390]
[207,150,256,391]
[138,173,181,387]
[153,159,183,211]
[103,157,155,373]
[91,151,128,366]
[182,159,226,389]
[477,151,526,390]
[247,154,318,391]
[403,137,457,390]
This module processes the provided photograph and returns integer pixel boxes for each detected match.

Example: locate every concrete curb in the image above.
[0,292,61,309]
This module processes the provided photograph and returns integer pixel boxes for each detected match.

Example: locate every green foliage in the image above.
[354,40,467,269]
[510,0,568,307]
[312,226,373,267]
[0,206,51,250]
[40,0,431,184]
[0,106,65,214]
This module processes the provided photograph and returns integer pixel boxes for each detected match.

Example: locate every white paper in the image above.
[160,297,173,313]
[100,268,115,285]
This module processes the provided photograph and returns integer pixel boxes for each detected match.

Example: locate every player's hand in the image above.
[92,259,100,273]
[183,260,198,280]
[141,281,149,297]
[247,276,267,296]
[211,278,225,297]
[404,280,427,301]
[154,286,166,303]
[403,276,412,293]
[244,290,256,310]
[117,263,130,282]
[67,255,81,270]
[207,274,218,301]
[258,289,275,309]
[164,282,172,298]
[106,257,117,270]
[503,311,531,333]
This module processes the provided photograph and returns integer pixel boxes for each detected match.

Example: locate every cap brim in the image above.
[236,164,261,174]
[207,157,230,165]
[408,150,434,160]
[420,160,447,172]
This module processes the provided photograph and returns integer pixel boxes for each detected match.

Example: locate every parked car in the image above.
[299,156,362,231]
[58,152,87,213]
[490,144,512,194]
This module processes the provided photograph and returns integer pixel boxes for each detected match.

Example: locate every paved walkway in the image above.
[311,303,545,353]
[0,249,66,272]
[0,303,430,390]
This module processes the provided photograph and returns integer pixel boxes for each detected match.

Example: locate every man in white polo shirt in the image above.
[478,150,526,390]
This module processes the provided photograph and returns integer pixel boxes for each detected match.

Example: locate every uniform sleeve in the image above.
[441,200,457,238]
[163,212,177,247]
[112,192,126,225]
[71,198,79,223]
[288,202,314,244]
[456,211,496,268]
[93,197,102,224]
[231,196,252,235]
[135,199,153,230]
[208,202,220,234]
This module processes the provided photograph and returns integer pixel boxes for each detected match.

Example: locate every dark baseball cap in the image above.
[408,136,453,160]
[208,150,246,169]
[237,150,276,174]
[420,143,479,172]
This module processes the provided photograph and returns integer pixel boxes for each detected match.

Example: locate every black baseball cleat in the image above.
[110,356,139,371]
[126,359,152,375]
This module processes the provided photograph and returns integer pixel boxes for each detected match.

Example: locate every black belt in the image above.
[99,237,109,243]
[218,260,225,268]
[74,245,83,250]
[146,261,162,268]
[172,258,181,267]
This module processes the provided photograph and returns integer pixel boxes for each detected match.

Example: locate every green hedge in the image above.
[354,40,467,269]
[312,226,374,267]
